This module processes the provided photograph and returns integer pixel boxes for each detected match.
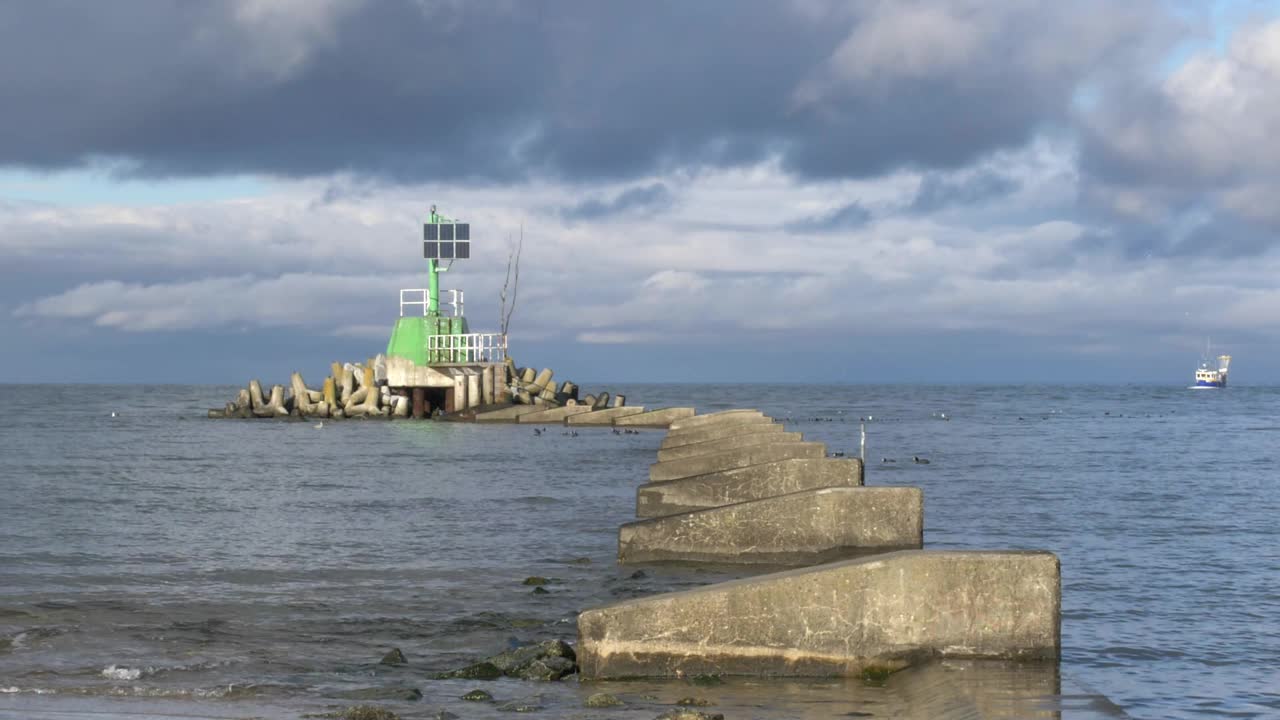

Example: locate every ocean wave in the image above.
[1,683,268,699]
[101,664,151,681]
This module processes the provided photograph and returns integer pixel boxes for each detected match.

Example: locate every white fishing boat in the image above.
[1190,341,1230,389]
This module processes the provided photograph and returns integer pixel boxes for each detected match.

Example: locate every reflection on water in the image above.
[0,660,1118,720]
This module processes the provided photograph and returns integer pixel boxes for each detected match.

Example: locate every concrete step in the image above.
[649,442,827,483]
[636,457,864,518]
[619,486,922,564]
[613,407,696,428]
[661,419,782,449]
[566,406,647,425]
[656,431,805,462]
[578,550,1060,679]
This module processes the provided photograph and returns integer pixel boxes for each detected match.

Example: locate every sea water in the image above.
[0,383,1277,719]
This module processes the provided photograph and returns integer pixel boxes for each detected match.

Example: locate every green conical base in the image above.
[387,315,470,365]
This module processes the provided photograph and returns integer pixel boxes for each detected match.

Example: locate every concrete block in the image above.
[661,419,782,449]
[518,405,595,424]
[612,407,696,428]
[577,550,1060,679]
[636,458,864,518]
[566,406,647,425]
[667,409,765,432]
[620,487,922,564]
[467,371,481,409]
[474,405,546,423]
[655,431,805,462]
[649,442,827,483]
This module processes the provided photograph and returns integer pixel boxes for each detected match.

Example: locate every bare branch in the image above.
[500,232,513,335]
[503,224,522,336]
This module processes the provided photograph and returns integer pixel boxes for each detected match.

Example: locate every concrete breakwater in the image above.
[575,408,1060,681]
[207,355,636,421]
[208,369,1061,686]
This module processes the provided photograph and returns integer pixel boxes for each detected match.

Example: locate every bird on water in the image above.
[913,456,931,464]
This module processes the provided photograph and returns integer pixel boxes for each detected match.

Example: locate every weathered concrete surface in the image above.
[655,431,805,462]
[649,442,827,483]
[577,550,1060,679]
[566,406,647,425]
[667,409,765,432]
[619,487,922,564]
[518,405,594,424]
[386,356,454,388]
[660,419,782,449]
[474,405,545,423]
[636,458,864,518]
[613,407,697,428]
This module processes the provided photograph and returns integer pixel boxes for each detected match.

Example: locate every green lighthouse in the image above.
[385,205,498,366]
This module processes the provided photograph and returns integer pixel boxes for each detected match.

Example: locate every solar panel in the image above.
[423,218,472,260]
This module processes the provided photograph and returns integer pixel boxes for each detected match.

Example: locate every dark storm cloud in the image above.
[0,1,1172,183]
[560,183,672,222]
[784,201,872,234]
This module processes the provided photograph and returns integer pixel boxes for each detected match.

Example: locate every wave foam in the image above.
[101,664,146,681]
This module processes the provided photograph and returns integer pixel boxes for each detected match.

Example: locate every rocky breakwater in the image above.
[577,408,1060,680]
[207,354,637,421]
[208,358,400,420]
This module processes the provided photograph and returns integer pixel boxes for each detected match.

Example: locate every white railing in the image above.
[426,332,507,364]
[399,288,465,317]
[443,289,464,317]
[400,288,428,317]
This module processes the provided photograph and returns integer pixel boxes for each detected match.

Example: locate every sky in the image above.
[3,0,1280,384]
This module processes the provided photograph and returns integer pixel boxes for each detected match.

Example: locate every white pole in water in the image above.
[860,421,866,463]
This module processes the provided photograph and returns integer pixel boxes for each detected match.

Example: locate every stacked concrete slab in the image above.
[470,403,690,427]
[516,405,593,423]
[577,407,1060,680]
[629,411,908,561]
[636,457,864,517]
[567,406,646,425]
[613,407,696,428]
[579,550,1060,678]
[649,441,828,482]
[620,486,923,564]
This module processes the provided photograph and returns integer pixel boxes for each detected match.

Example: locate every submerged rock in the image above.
[521,576,550,586]
[676,697,715,706]
[440,640,578,683]
[337,706,401,720]
[531,586,550,595]
[461,689,493,702]
[379,648,407,666]
[513,655,575,681]
[497,699,544,713]
[656,710,724,720]
[431,711,459,720]
[332,687,421,702]
[585,692,624,708]
[435,661,502,680]
[486,639,577,680]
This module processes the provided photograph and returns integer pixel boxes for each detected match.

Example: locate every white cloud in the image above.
[1083,17,1280,227]
[9,138,1280,360]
